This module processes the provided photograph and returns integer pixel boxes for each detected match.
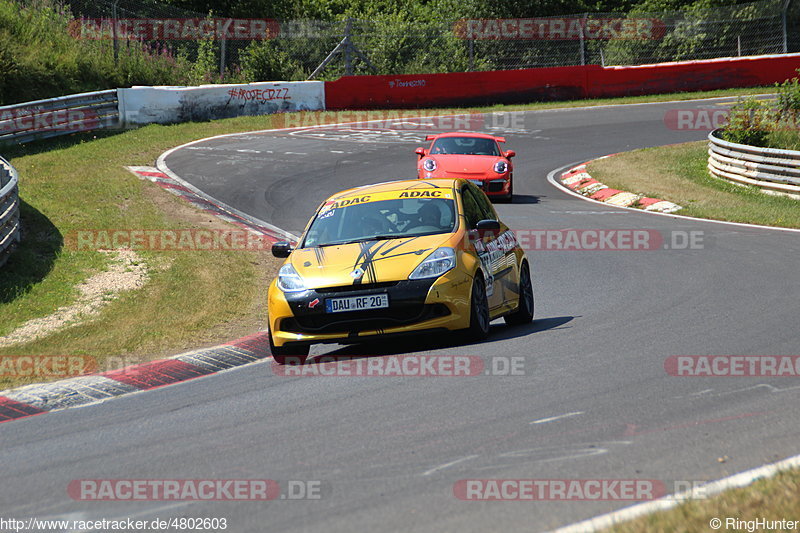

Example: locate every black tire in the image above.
[466,274,491,341]
[505,261,534,326]
[269,327,309,365]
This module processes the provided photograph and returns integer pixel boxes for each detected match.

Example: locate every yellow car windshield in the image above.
[303,197,457,247]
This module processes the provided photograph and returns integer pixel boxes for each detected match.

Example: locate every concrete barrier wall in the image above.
[323,65,591,110]
[119,81,325,126]
[588,54,800,98]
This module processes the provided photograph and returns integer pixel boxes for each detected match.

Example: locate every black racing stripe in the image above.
[372,237,432,264]
[353,240,391,286]
[313,246,326,264]
[377,248,432,262]
[380,236,419,256]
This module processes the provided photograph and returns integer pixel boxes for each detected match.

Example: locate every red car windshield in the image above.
[430,137,500,156]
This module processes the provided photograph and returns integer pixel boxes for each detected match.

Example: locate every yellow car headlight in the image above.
[409,247,456,280]
[277,264,307,292]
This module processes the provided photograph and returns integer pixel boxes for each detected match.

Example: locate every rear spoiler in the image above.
[425,134,506,142]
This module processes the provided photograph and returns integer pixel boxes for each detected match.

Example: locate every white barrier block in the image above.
[119,81,325,126]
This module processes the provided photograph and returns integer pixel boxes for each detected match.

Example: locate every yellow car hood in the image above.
[290,234,453,288]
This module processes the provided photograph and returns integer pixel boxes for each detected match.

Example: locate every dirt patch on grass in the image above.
[0,249,150,348]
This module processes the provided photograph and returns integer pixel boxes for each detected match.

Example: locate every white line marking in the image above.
[530,411,584,424]
[422,455,479,476]
[534,92,774,113]
[156,159,299,243]
[546,162,800,234]
[548,453,800,533]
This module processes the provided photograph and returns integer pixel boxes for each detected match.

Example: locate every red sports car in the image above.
[415,132,515,202]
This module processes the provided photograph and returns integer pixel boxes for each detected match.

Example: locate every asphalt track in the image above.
[2,97,800,532]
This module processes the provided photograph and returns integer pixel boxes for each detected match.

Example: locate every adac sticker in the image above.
[325,189,452,208]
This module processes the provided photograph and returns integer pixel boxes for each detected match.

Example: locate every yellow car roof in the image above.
[327,178,462,202]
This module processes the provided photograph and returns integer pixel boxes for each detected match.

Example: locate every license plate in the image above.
[325,294,389,313]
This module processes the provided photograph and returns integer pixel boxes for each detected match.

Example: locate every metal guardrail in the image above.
[0,90,120,145]
[0,156,20,268]
[708,129,800,198]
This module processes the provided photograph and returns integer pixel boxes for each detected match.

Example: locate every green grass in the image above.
[606,468,800,533]
[765,127,800,151]
[0,123,289,390]
[588,141,800,229]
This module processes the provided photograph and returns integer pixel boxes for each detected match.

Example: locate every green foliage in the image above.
[240,40,304,81]
[189,35,219,84]
[721,97,775,146]
[776,70,800,122]
[0,0,196,104]
[603,0,782,66]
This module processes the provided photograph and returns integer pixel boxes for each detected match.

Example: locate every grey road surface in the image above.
[2,97,799,533]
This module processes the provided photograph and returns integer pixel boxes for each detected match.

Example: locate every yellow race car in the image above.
[267,178,534,364]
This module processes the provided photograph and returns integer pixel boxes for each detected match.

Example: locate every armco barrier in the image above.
[708,130,800,198]
[118,81,325,125]
[325,53,800,109]
[0,90,119,145]
[0,82,325,144]
[0,156,20,268]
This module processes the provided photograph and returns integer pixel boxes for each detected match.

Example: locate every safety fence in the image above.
[708,130,800,198]
[64,0,789,79]
[0,156,20,268]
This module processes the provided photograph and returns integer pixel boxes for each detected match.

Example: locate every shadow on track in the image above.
[308,315,575,361]
[509,194,544,204]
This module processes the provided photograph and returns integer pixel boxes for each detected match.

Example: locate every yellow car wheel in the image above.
[505,261,534,326]
[466,274,490,341]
